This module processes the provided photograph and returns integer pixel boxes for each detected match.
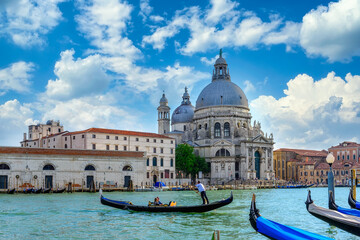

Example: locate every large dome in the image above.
[196,52,248,109]
[195,81,248,109]
[171,104,194,124]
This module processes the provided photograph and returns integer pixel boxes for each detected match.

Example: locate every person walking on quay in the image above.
[196,181,209,204]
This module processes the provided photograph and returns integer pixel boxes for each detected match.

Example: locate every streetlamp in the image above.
[326,152,335,203]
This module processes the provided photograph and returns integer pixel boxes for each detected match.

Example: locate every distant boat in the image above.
[42,188,51,193]
[7,188,15,194]
[305,190,360,236]
[32,188,42,194]
[100,190,233,213]
[52,188,66,193]
[277,183,314,189]
[250,193,331,240]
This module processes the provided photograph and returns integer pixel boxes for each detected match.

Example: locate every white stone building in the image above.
[158,51,275,183]
[21,127,176,186]
[0,147,146,190]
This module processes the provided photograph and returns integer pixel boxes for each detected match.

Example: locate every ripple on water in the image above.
[0,188,359,239]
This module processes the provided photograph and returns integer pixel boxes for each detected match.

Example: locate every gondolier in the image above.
[196,181,209,205]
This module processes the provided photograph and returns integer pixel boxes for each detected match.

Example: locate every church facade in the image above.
[158,52,275,183]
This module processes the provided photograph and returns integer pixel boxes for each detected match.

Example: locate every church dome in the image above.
[195,50,249,109]
[171,87,195,124]
[171,104,195,124]
[159,93,168,104]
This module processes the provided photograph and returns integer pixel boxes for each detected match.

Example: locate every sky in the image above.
[0,0,360,150]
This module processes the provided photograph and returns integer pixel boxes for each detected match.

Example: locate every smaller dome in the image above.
[160,93,168,103]
[171,104,194,124]
[46,120,52,125]
[215,57,227,65]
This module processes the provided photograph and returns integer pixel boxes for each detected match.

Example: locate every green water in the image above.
[0,188,358,239]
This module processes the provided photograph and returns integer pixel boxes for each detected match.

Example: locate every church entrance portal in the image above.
[255,151,261,179]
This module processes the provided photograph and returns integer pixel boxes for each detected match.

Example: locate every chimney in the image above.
[23,133,27,141]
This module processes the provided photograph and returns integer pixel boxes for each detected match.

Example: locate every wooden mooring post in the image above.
[212,230,220,240]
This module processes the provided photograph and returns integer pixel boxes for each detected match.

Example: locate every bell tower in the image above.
[157,91,170,134]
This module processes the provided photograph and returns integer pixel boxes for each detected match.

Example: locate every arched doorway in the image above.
[153,175,157,184]
[0,163,10,189]
[255,151,261,179]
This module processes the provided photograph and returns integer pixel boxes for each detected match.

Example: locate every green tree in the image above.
[175,144,209,183]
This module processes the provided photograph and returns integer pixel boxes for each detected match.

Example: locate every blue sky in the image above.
[1,0,360,150]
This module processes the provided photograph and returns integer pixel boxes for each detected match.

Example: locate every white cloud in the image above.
[42,97,142,131]
[200,55,219,65]
[139,0,153,22]
[0,61,35,93]
[149,15,164,22]
[250,72,360,149]
[46,49,110,100]
[300,0,360,62]
[243,80,255,93]
[76,0,141,59]
[263,21,301,51]
[0,99,35,146]
[142,1,286,55]
[0,0,64,47]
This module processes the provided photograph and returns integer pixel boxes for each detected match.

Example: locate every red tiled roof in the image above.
[41,131,69,139]
[297,161,316,165]
[274,148,328,157]
[63,128,173,139]
[329,141,360,149]
[0,147,145,158]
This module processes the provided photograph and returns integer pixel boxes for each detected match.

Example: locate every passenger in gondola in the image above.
[154,197,162,205]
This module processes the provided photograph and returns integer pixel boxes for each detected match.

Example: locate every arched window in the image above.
[214,122,221,138]
[122,165,133,171]
[64,144,67,149]
[153,157,157,166]
[205,123,208,130]
[224,122,230,137]
[0,163,10,170]
[183,125,186,131]
[147,158,149,166]
[215,149,230,157]
[161,158,164,167]
[85,165,95,171]
[199,124,202,129]
[170,158,174,167]
[43,164,55,170]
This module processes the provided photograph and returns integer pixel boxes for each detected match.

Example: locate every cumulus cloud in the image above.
[42,97,142,131]
[0,61,35,94]
[0,99,35,146]
[250,72,360,149]
[0,0,64,47]
[200,55,219,65]
[76,0,141,60]
[142,0,296,55]
[300,0,360,62]
[46,49,110,100]
[243,80,255,93]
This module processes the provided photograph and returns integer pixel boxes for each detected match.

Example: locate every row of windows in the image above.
[146,158,174,167]
[89,135,173,144]
[146,171,174,179]
[0,164,132,171]
[337,155,359,161]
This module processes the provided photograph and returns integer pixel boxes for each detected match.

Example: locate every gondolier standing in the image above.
[196,181,209,204]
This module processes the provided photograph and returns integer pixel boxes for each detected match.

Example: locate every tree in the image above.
[175,144,209,183]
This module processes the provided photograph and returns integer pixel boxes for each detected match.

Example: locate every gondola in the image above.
[42,188,51,193]
[52,188,66,193]
[7,188,15,194]
[100,190,233,213]
[348,188,360,210]
[32,188,42,194]
[328,190,360,217]
[250,194,330,240]
[305,190,360,236]
[23,188,32,194]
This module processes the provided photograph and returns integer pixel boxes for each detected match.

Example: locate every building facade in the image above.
[329,141,360,162]
[158,51,275,183]
[21,126,176,186]
[0,147,146,190]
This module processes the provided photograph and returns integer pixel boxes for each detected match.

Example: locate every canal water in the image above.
[0,187,358,239]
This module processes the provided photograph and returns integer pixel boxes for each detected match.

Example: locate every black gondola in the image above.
[328,190,360,217]
[100,190,233,213]
[23,188,32,194]
[42,188,51,193]
[32,188,42,194]
[250,194,330,240]
[7,188,15,194]
[305,190,360,236]
[53,188,66,193]
[348,188,360,210]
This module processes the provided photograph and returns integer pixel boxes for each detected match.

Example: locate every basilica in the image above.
[158,51,275,183]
